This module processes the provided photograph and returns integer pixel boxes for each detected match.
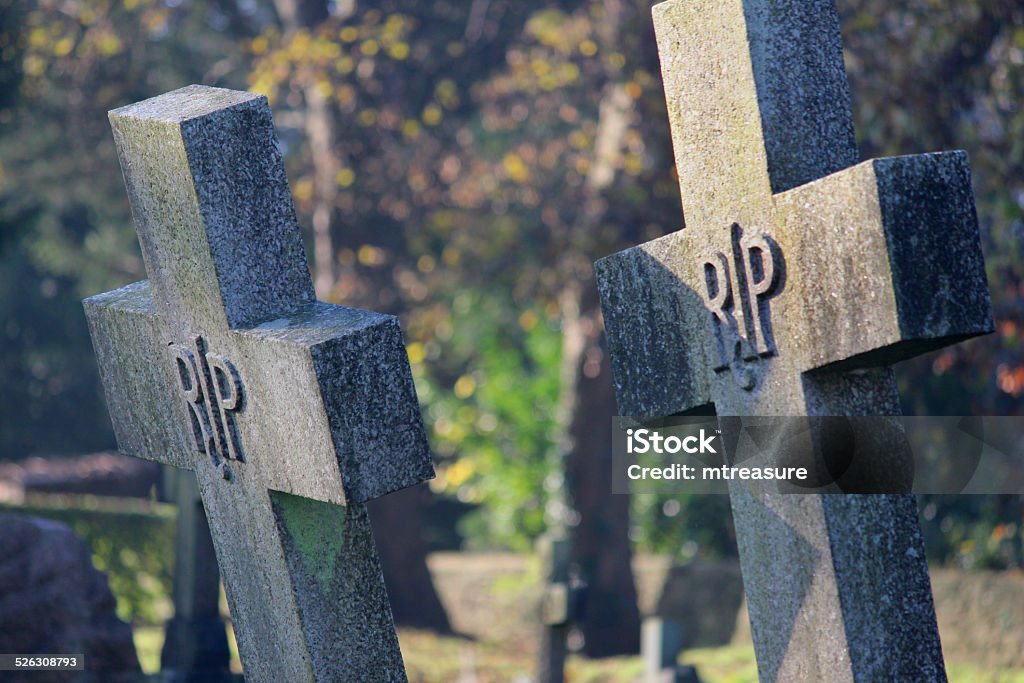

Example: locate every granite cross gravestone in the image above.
[596,1,993,681]
[84,85,433,683]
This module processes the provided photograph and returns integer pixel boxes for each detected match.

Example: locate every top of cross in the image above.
[595,0,992,418]
[109,85,315,334]
[89,84,432,503]
[655,0,858,227]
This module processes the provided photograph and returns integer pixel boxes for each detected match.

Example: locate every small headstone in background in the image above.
[0,513,142,683]
[640,617,701,683]
[536,534,571,683]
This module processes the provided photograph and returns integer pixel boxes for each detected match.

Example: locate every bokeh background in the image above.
[1,1,1023,680]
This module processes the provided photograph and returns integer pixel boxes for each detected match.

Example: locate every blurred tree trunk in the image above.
[272,0,335,296]
[367,487,451,630]
[562,285,641,656]
[271,0,450,631]
[555,32,642,651]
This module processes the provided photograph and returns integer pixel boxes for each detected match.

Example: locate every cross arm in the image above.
[595,230,713,417]
[236,303,434,505]
[83,280,194,469]
[775,150,993,374]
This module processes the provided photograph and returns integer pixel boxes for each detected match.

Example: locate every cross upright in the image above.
[84,85,433,683]
[596,1,992,681]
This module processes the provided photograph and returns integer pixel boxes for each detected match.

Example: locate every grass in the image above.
[138,627,1019,683]
[399,633,1024,683]
[133,623,242,676]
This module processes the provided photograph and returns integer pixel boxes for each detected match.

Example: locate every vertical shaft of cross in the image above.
[655,0,858,231]
[108,86,314,337]
[643,1,951,680]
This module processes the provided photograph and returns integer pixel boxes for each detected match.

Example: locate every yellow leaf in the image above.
[315,80,333,98]
[334,56,354,75]
[358,109,378,125]
[293,178,313,201]
[357,244,386,266]
[446,459,475,487]
[402,119,421,139]
[422,104,442,126]
[53,36,74,57]
[406,342,426,364]
[335,168,355,187]
[97,33,121,55]
[387,42,409,60]
[417,254,436,273]
[454,375,476,399]
[503,152,530,183]
[28,28,47,48]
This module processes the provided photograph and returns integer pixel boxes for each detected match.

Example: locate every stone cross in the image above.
[536,534,570,683]
[596,1,992,681]
[84,85,433,683]
[641,617,700,683]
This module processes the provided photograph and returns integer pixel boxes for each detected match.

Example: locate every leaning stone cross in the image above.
[596,1,992,681]
[84,85,433,683]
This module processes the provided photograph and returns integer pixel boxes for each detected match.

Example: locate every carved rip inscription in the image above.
[169,336,245,474]
[701,223,782,390]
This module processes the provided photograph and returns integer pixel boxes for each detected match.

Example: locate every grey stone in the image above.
[0,514,142,683]
[640,617,702,683]
[642,617,682,673]
[84,85,433,682]
[536,534,572,683]
[595,0,993,680]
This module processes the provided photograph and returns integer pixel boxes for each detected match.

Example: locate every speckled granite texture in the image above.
[84,85,427,682]
[595,0,992,680]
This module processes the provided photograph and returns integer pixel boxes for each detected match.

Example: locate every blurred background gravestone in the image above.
[0,513,142,683]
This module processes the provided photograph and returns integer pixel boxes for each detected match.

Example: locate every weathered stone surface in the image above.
[596,0,992,680]
[83,282,186,469]
[0,514,142,683]
[777,152,991,373]
[107,85,314,333]
[85,85,431,682]
[596,136,990,418]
